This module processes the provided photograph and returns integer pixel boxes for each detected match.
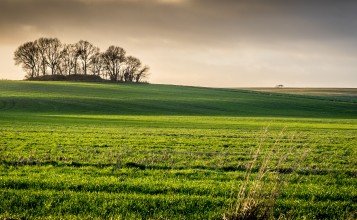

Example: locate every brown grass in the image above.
[223,129,296,220]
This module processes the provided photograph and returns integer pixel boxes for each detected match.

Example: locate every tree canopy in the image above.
[14,37,150,82]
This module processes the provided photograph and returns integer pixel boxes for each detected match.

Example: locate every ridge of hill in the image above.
[0,81,356,118]
[240,87,357,103]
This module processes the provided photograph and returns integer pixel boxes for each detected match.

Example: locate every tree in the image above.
[14,41,40,79]
[76,40,98,75]
[123,56,140,82]
[135,65,150,83]
[101,46,126,81]
[89,51,103,76]
[122,56,150,82]
[44,38,62,75]
[35,38,50,76]
[60,44,79,75]
[14,37,150,82]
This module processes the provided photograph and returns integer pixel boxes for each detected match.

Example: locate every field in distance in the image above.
[0,81,356,219]
[240,87,357,103]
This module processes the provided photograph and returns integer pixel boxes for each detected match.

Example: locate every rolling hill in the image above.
[0,80,356,219]
[0,81,356,118]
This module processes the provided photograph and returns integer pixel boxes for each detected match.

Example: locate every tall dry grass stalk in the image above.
[223,128,296,220]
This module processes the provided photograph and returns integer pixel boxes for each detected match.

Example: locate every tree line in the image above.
[14,37,149,82]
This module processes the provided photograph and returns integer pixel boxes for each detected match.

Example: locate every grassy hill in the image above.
[240,87,357,103]
[0,81,356,118]
[0,81,356,219]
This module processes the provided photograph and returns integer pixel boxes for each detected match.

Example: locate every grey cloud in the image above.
[1,0,357,46]
[1,0,357,86]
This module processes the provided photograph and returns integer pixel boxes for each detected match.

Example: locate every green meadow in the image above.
[0,81,356,219]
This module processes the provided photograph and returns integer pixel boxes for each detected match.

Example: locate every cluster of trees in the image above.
[14,37,149,82]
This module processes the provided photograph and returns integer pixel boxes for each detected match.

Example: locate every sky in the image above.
[0,0,357,87]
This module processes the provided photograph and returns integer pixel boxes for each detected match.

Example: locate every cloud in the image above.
[1,0,357,86]
[1,0,357,47]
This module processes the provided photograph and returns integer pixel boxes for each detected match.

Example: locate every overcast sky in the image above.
[1,0,357,87]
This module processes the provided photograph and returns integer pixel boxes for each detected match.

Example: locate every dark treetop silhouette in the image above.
[14,37,150,82]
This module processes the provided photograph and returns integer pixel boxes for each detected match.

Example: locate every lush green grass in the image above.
[1,81,356,117]
[0,81,356,219]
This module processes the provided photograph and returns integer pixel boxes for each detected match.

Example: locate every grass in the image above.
[1,81,356,117]
[0,81,356,219]
[223,129,291,220]
[240,87,357,103]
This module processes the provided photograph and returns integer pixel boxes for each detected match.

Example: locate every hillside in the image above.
[1,80,356,219]
[0,81,356,118]
[241,87,357,103]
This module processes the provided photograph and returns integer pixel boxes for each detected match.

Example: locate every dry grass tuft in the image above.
[223,129,296,220]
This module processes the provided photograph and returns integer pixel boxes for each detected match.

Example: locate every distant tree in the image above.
[14,37,150,82]
[14,41,40,79]
[135,65,150,83]
[89,51,103,76]
[73,44,81,75]
[35,38,50,76]
[44,38,62,75]
[76,40,98,75]
[122,56,150,82]
[60,44,79,75]
[123,56,141,82]
[101,46,126,81]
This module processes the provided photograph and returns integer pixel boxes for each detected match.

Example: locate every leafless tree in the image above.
[89,51,103,76]
[101,46,126,81]
[44,38,62,75]
[121,56,139,82]
[14,37,150,82]
[35,38,50,75]
[135,65,150,83]
[14,41,40,79]
[76,40,98,75]
[60,44,79,75]
[123,56,140,82]
[122,56,150,82]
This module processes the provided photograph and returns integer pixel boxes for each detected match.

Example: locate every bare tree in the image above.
[76,40,98,75]
[101,46,126,81]
[14,41,40,79]
[135,65,150,83]
[89,51,103,76]
[60,44,79,75]
[122,56,150,83]
[35,38,50,76]
[123,56,140,82]
[73,44,81,75]
[14,37,150,82]
[44,38,62,75]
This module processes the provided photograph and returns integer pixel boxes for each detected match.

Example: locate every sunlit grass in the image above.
[0,81,356,219]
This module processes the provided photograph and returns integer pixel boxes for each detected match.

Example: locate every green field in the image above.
[0,81,356,219]
[241,88,357,103]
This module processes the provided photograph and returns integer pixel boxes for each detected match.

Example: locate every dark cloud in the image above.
[1,0,357,45]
